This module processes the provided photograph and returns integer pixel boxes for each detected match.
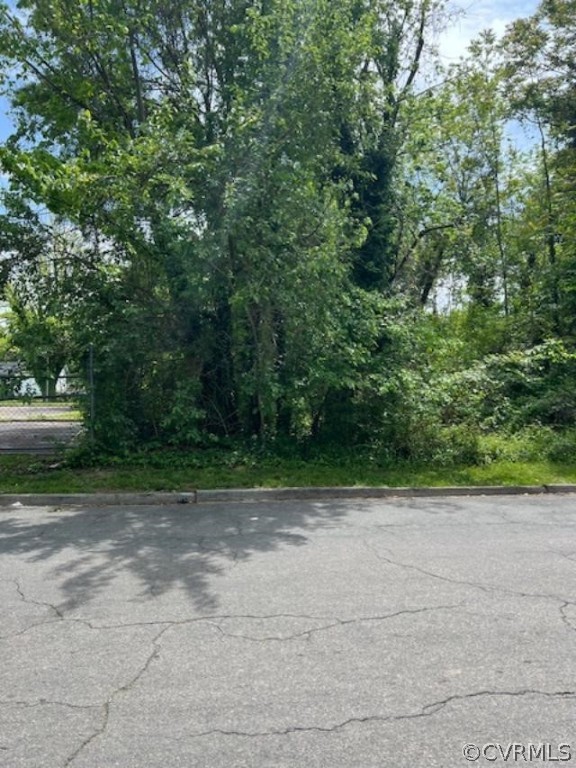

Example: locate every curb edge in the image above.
[1,484,575,507]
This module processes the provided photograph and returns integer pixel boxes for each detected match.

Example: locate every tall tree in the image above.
[0,0,446,447]
[502,0,576,338]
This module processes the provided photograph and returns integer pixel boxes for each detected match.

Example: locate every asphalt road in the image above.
[0,406,75,419]
[0,406,82,451]
[0,421,82,452]
[1,494,575,767]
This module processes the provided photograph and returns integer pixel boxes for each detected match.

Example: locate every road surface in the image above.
[0,406,82,452]
[0,494,575,767]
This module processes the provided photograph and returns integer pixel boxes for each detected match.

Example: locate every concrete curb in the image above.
[195,485,573,504]
[0,485,575,507]
[542,484,576,494]
[0,491,197,507]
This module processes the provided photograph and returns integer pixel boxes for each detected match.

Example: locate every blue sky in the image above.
[0,0,540,145]
[0,94,11,144]
[438,0,539,61]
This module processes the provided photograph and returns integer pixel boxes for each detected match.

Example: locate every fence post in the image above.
[88,344,95,444]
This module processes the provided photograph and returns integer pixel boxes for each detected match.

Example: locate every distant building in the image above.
[0,361,23,378]
[0,361,42,397]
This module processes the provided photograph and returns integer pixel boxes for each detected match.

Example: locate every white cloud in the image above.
[437,0,540,62]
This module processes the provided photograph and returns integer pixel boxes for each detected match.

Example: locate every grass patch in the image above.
[0,452,575,494]
[0,400,80,408]
[0,412,82,423]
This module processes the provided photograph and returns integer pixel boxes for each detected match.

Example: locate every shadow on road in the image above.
[0,501,353,613]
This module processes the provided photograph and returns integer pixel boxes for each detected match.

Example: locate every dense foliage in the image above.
[0,0,574,461]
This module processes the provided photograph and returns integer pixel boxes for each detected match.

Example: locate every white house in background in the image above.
[0,361,22,378]
[0,361,42,396]
[0,301,42,395]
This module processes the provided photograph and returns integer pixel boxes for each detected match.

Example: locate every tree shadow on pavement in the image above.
[0,501,355,613]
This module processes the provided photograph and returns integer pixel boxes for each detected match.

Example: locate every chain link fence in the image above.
[0,354,93,454]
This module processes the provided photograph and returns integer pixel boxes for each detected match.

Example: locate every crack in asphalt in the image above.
[0,619,60,641]
[13,579,64,619]
[559,602,576,635]
[0,603,458,765]
[0,699,99,712]
[0,606,464,644]
[555,551,576,566]
[63,624,171,767]
[422,689,576,714]
[6,551,573,647]
[0,611,353,638]
[363,540,499,594]
[4,512,576,764]
[363,541,576,606]
[63,703,109,768]
[1,583,123,641]
[211,604,462,643]
[188,689,576,740]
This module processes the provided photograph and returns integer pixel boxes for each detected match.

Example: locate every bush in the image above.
[478,428,552,464]
[545,430,576,463]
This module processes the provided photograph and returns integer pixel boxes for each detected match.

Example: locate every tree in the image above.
[5,294,69,397]
[0,0,446,448]
[502,0,576,339]
[1,223,82,397]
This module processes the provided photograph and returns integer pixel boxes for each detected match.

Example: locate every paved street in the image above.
[0,406,82,452]
[0,421,82,452]
[1,494,575,767]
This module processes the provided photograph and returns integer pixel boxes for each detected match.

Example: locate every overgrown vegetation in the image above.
[2,446,576,494]
[0,0,575,476]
